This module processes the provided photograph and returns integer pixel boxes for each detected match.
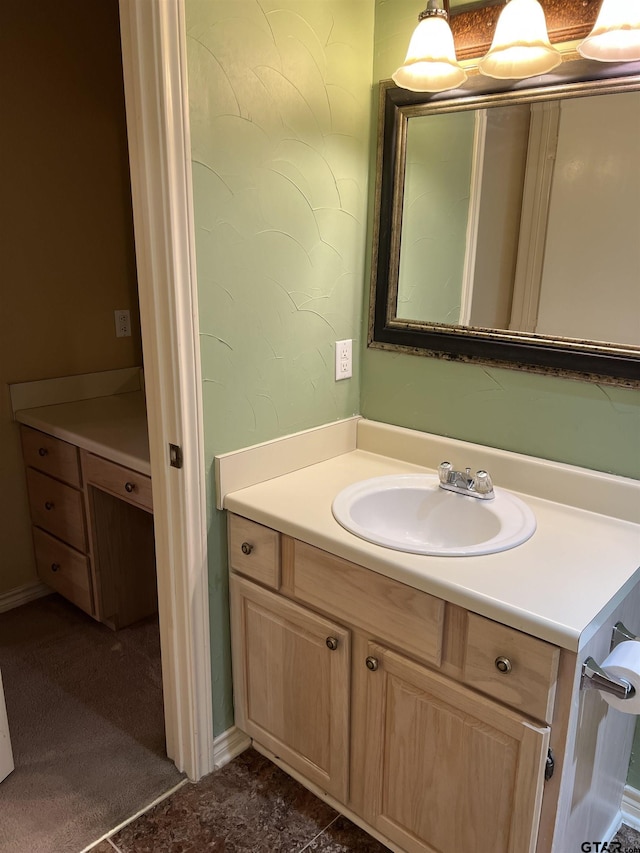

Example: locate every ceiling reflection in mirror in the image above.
[369,71,640,385]
[396,90,640,348]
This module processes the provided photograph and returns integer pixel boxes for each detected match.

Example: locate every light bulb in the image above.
[478,0,562,80]
[393,2,468,93]
[578,0,640,62]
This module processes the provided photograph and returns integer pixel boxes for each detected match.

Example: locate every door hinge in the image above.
[545,748,555,781]
[169,443,183,469]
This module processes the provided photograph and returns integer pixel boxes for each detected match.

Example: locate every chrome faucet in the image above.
[438,461,495,500]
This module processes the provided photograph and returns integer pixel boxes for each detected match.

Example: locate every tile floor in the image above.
[90,749,388,853]
[90,748,640,853]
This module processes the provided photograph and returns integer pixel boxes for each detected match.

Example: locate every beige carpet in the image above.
[0,594,184,853]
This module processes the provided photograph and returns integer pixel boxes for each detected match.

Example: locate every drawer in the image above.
[82,452,153,513]
[463,612,559,723]
[26,468,87,552]
[33,528,93,616]
[288,540,444,667]
[21,425,80,487]
[229,515,280,590]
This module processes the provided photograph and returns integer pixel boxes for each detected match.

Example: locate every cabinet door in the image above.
[231,575,350,802]
[361,642,550,853]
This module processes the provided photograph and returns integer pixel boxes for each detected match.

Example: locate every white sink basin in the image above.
[332,474,536,556]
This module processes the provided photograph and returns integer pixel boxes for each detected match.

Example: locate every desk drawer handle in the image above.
[495,656,512,674]
[38,447,48,457]
[51,563,60,573]
[241,542,253,555]
[124,482,135,493]
[44,501,54,511]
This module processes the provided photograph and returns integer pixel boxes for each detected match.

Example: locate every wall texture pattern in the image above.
[185,0,374,734]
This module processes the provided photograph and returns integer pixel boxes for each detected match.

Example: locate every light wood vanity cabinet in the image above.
[21,425,156,629]
[229,513,559,853]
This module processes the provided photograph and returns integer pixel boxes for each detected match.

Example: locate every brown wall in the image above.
[0,0,142,594]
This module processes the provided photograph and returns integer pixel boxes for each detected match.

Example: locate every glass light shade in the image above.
[392,15,468,92]
[578,0,640,62]
[478,0,562,80]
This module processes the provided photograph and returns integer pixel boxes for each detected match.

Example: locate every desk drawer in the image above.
[82,452,153,512]
[288,540,444,667]
[33,528,93,616]
[463,612,559,723]
[26,468,87,552]
[21,426,80,487]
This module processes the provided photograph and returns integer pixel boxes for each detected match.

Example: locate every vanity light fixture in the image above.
[478,0,562,79]
[578,0,640,62]
[392,0,468,93]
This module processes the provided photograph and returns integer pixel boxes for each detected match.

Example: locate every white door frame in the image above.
[118,0,214,781]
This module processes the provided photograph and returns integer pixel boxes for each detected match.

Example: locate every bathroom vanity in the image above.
[220,418,640,853]
[15,391,156,630]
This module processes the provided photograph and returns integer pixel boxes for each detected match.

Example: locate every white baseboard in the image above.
[211,726,250,771]
[622,784,640,831]
[0,581,51,614]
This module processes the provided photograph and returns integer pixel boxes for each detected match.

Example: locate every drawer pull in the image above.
[38,447,48,457]
[124,481,135,493]
[241,542,253,555]
[44,501,55,511]
[326,636,338,651]
[495,656,512,674]
[366,656,379,672]
[51,563,60,573]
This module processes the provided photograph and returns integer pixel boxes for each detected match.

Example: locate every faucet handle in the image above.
[474,470,494,496]
[438,461,453,484]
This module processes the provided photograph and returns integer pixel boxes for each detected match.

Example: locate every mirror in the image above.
[369,66,640,386]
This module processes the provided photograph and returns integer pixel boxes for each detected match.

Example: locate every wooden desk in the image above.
[17,393,156,629]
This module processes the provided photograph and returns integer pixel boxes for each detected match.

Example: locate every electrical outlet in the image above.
[335,339,352,380]
[114,309,131,338]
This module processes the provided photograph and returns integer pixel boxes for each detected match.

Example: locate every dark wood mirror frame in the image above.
[368,3,640,387]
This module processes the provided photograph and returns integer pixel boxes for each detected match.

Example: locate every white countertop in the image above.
[224,448,640,652]
[15,391,151,475]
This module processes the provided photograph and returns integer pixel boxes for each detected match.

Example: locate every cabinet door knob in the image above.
[44,501,54,511]
[495,656,512,674]
[326,636,338,651]
[124,481,135,493]
[241,542,253,555]
[51,563,60,573]
[38,447,48,457]
[365,656,379,672]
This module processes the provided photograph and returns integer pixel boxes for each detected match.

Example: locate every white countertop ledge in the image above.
[15,392,151,475]
[220,420,640,652]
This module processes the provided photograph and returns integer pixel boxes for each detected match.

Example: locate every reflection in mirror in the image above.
[370,69,640,386]
[397,90,640,348]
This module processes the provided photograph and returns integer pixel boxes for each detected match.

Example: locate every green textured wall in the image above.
[363,0,640,478]
[185,0,374,735]
[398,111,475,323]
